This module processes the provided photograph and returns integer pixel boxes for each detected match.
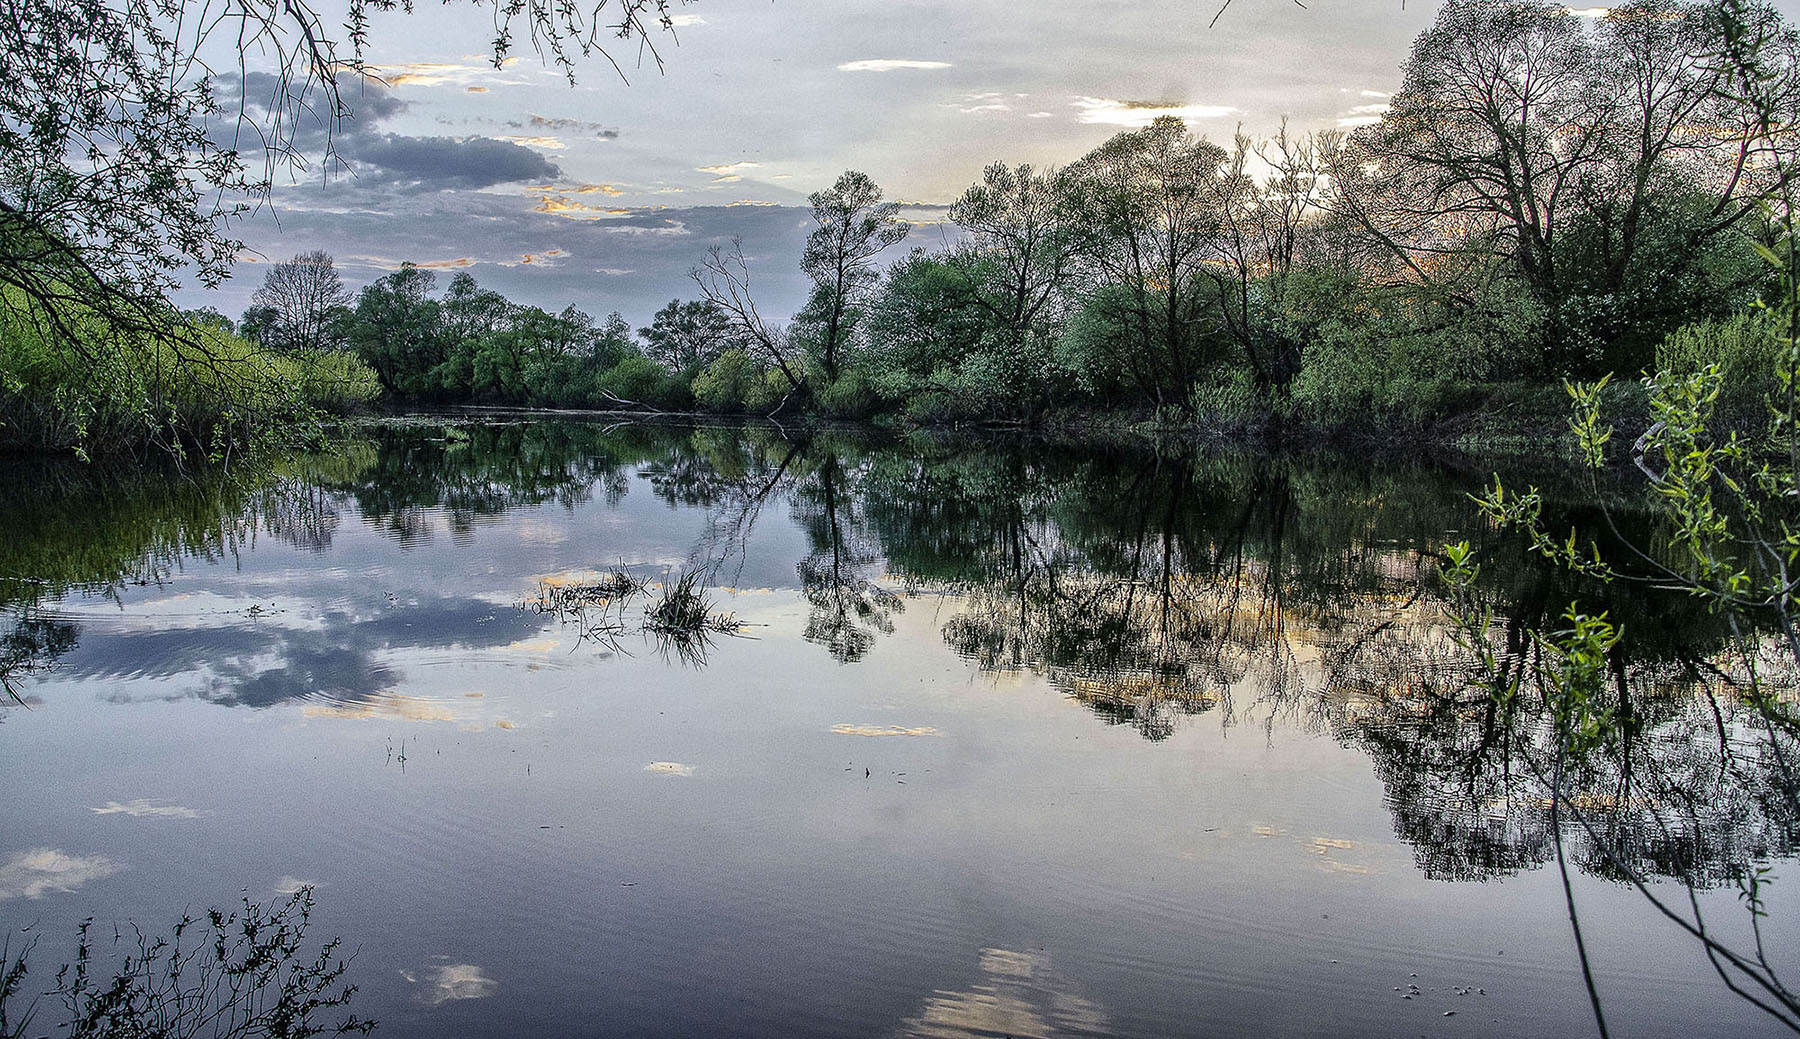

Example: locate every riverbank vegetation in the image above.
[246,0,1793,450]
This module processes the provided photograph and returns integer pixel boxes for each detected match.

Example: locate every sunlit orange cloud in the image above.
[504,248,571,267]
[367,58,519,87]
[532,195,635,219]
[467,86,489,94]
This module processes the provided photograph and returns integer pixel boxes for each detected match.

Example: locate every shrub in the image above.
[596,355,686,409]
[1189,365,1260,424]
[692,349,758,412]
[1655,312,1782,424]
[815,368,879,419]
[0,294,379,460]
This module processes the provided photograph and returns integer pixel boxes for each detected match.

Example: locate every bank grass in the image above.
[0,291,379,461]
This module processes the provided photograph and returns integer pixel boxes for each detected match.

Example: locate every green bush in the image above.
[0,294,381,459]
[692,349,758,412]
[1286,320,1477,425]
[596,355,683,409]
[815,368,879,419]
[1189,365,1260,424]
[744,368,796,413]
[281,350,382,412]
[1655,312,1782,423]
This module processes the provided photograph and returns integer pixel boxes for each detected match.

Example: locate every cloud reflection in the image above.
[90,799,201,819]
[898,948,1106,1038]
[403,962,498,1006]
[0,848,125,900]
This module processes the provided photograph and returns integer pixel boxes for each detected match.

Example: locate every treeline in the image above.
[197,0,1800,436]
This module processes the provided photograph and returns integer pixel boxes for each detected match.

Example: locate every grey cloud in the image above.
[529,114,620,139]
[212,73,557,193]
[212,72,409,155]
[342,134,562,190]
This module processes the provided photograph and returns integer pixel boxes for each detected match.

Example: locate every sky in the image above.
[173,0,1763,329]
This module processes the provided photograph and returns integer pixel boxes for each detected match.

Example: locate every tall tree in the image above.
[1062,116,1232,405]
[348,264,443,398]
[247,251,352,353]
[800,171,911,382]
[1210,124,1330,387]
[948,162,1084,341]
[692,239,807,400]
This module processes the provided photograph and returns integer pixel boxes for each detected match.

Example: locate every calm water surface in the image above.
[0,419,1794,1037]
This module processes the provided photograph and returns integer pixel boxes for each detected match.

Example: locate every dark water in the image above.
[0,419,1794,1038]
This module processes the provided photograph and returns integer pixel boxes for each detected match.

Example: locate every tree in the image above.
[639,299,742,372]
[800,171,911,382]
[1062,116,1233,406]
[1210,124,1330,388]
[1327,0,1800,373]
[348,264,444,397]
[692,239,807,401]
[948,161,1084,343]
[247,251,353,353]
[441,271,514,345]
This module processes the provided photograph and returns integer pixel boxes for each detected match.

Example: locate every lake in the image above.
[1,418,1794,1038]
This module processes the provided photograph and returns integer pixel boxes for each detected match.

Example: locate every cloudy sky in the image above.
[177,0,1785,328]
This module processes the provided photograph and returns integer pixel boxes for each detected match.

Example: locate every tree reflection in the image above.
[2,416,1790,906]
[0,610,78,704]
[791,447,902,663]
[857,438,1796,895]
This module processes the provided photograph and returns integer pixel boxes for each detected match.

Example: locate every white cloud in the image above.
[699,161,760,184]
[645,761,695,776]
[0,848,125,900]
[837,59,952,73]
[668,14,705,26]
[1565,6,1612,16]
[1336,102,1391,128]
[1072,97,1238,127]
[597,221,691,237]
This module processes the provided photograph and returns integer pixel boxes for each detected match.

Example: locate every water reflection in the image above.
[3,419,1793,908]
[898,948,1107,1039]
[0,847,124,901]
